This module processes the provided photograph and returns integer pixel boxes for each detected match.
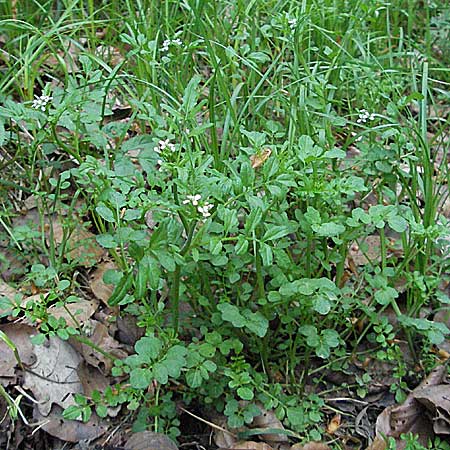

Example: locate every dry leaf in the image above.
[77,362,121,418]
[23,336,83,416]
[412,384,450,434]
[326,414,341,434]
[51,221,105,268]
[348,235,381,266]
[291,443,331,450]
[213,413,239,449]
[33,405,107,442]
[89,260,118,304]
[232,442,273,450]
[251,404,288,443]
[250,148,271,169]
[0,281,18,316]
[0,323,36,385]
[366,366,446,450]
[0,280,18,300]
[70,320,127,373]
[124,431,178,450]
[47,298,99,327]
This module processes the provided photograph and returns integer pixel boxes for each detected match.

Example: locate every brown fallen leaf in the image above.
[89,260,118,305]
[366,365,446,450]
[33,405,107,443]
[70,320,127,373]
[23,336,83,416]
[124,431,178,450]
[412,384,450,434]
[0,280,18,300]
[251,403,288,443]
[51,220,105,268]
[250,148,272,169]
[326,414,341,434]
[291,443,331,450]
[0,323,36,385]
[232,442,273,450]
[47,297,99,327]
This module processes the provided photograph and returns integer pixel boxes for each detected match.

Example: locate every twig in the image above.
[179,406,237,438]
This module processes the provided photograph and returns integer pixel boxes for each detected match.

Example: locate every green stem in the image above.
[73,335,118,362]
[171,221,197,332]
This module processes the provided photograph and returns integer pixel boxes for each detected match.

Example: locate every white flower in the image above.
[32,94,53,111]
[198,202,214,218]
[154,139,176,154]
[183,194,202,206]
[160,38,183,52]
[356,109,375,124]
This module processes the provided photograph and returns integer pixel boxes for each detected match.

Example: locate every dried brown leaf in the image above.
[291,443,331,450]
[124,431,178,450]
[251,404,288,443]
[250,148,271,169]
[47,298,99,327]
[0,280,18,300]
[33,405,107,442]
[23,336,83,416]
[70,320,126,373]
[0,323,35,385]
[232,442,273,450]
[367,366,446,450]
[51,221,105,268]
[326,414,341,434]
[89,260,118,304]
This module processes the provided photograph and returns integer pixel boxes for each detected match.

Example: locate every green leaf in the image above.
[30,333,46,345]
[388,215,407,232]
[237,387,254,400]
[287,407,304,426]
[312,222,345,237]
[218,303,246,328]
[321,329,340,348]
[96,404,108,418]
[375,287,398,305]
[312,296,331,315]
[259,243,273,267]
[186,368,203,388]
[63,405,83,421]
[235,236,249,255]
[135,336,162,362]
[130,368,152,389]
[153,362,169,384]
[245,207,263,233]
[262,225,291,242]
[242,310,268,337]
[95,204,116,223]
[182,75,201,112]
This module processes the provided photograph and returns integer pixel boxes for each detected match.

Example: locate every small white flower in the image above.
[160,38,183,52]
[198,202,214,218]
[154,139,176,154]
[32,94,53,111]
[183,194,202,206]
[356,109,375,124]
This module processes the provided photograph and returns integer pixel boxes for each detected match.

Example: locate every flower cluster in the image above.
[154,139,176,154]
[160,38,182,52]
[198,202,214,218]
[182,194,214,219]
[356,109,375,124]
[183,194,201,206]
[32,94,53,111]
